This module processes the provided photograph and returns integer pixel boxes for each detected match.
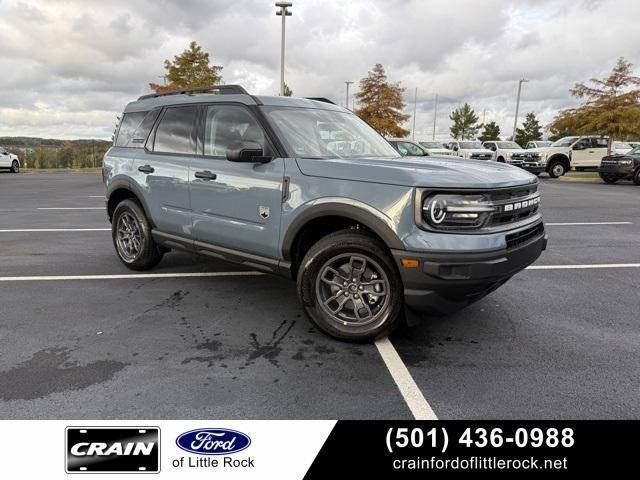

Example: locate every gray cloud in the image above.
[0,0,639,139]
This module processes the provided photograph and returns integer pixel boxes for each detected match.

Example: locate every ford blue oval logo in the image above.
[176,428,251,455]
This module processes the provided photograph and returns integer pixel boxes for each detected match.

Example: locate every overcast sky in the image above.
[0,0,639,140]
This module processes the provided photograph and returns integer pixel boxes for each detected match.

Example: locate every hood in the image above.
[603,153,639,162]
[295,156,537,189]
[529,146,565,154]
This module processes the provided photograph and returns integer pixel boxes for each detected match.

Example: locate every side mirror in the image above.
[226,140,271,163]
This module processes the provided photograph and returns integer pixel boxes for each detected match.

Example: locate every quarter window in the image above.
[153,106,198,154]
[115,112,147,147]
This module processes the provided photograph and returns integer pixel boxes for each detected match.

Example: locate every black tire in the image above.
[634,169,640,186]
[112,199,163,270]
[531,172,540,176]
[547,160,566,178]
[599,172,619,184]
[497,156,505,163]
[297,229,403,342]
[10,160,19,173]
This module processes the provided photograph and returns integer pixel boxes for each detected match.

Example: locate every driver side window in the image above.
[399,142,423,156]
[204,105,268,157]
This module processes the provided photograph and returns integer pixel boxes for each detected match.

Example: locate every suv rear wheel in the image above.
[112,199,163,270]
[297,230,403,342]
[11,160,19,173]
[634,169,640,186]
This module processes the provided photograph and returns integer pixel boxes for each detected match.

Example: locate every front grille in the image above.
[512,153,540,160]
[487,184,540,227]
[471,153,492,160]
[506,223,544,250]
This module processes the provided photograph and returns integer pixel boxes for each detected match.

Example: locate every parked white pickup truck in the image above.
[482,140,545,174]
[446,140,493,160]
[0,148,20,173]
[529,136,609,178]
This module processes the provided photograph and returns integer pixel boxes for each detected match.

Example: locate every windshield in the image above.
[496,141,521,149]
[459,142,483,149]
[614,141,631,149]
[551,136,579,147]
[419,142,443,149]
[536,141,552,147]
[266,107,400,159]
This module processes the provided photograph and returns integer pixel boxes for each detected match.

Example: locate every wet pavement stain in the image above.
[0,347,129,401]
[246,319,296,367]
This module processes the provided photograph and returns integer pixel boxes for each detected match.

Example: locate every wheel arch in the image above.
[547,153,570,169]
[282,201,405,271]
[106,180,153,225]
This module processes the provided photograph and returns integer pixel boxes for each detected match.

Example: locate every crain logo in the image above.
[176,428,251,456]
[66,427,160,473]
[503,196,540,212]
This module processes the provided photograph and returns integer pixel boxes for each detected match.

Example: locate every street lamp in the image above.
[344,81,354,109]
[512,78,529,140]
[276,2,292,96]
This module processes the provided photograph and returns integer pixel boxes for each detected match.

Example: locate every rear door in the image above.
[132,105,197,237]
[189,104,285,259]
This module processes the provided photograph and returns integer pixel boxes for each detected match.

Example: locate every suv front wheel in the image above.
[112,199,163,270]
[547,160,566,178]
[297,230,403,342]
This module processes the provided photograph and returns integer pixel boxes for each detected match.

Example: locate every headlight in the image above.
[618,159,632,166]
[422,194,495,230]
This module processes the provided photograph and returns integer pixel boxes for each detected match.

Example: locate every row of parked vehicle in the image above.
[387,136,640,183]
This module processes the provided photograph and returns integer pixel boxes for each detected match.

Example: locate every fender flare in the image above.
[547,153,570,168]
[281,200,405,261]
[106,178,153,225]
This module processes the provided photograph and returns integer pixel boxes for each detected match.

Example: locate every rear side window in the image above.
[115,112,147,147]
[128,109,161,148]
[153,106,198,154]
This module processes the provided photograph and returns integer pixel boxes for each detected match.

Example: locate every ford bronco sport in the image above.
[103,85,547,342]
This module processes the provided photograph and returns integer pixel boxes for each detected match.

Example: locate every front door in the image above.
[189,104,284,260]
[0,150,10,167]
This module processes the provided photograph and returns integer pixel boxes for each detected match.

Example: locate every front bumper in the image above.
[597,164,633,177]
[392,224,547,315]
[521,164,545,173]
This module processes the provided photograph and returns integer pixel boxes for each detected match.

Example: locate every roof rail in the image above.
[138,85,248,101]
[306,97,336,105]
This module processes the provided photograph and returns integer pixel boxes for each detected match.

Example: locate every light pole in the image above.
[276,2,292,96]
[432,93,438,140]
[411,88,418,140]
[512,78,529,140]
[345,81,354,109]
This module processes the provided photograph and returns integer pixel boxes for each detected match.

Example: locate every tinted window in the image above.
[128,109,160,148]
[153,106,198,154]
[204,105,267,157]
[115,112,147,147]
[594,138,608,148]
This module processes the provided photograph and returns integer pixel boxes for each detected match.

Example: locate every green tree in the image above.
[479,121,501,141]
[550,57,640,153]
[355,64,410,137]
[150,41,223,93]
[449,103,480,140]
[514,112,543,146]
[282,83,293,96]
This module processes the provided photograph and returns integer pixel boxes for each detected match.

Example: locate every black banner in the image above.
[304,421,636,477]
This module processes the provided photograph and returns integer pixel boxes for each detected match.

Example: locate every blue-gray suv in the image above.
[103,85,547,342]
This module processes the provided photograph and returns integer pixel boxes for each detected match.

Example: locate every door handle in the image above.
[138,164,154,174]
[195,170,217,180]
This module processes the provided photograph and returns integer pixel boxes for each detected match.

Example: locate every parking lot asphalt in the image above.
[0,171,638,419]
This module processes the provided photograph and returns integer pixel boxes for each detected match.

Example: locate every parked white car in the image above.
[612,141,633,155]
[446,140,493,160]
[529,136,608,178]
[526,141,552,149]
[417,141,454,156]
[0,148,20,173]
[482,140,545,174]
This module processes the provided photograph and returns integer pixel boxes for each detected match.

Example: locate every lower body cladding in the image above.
[392,222,547,316]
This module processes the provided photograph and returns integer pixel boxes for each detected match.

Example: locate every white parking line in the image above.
[0,228,110,233]
[375,337,438,420]
[37,207,104,210]
[0,271,264,282]
[527,263,640,270]
[546,221,632,226]
[88,195,105,198]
